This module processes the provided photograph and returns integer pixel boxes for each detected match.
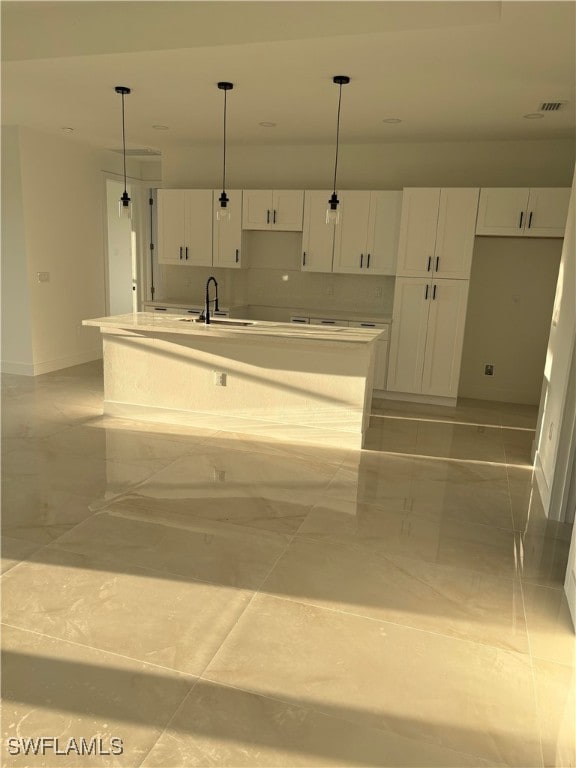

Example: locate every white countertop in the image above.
[84,312,385,344]
[143,301,392,324]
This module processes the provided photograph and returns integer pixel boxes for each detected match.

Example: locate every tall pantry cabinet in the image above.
[387,188,479,399]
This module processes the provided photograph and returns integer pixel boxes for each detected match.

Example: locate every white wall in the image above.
[1,127,35,374]
[162,138,575,190]
[14,127,107,373]
[534,167,576,517]
[1,127,151,375]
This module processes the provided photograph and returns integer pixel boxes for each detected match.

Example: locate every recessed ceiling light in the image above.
[523,113,545,120]
[152,124,170,130]
[61,127,74,133]
[259,121,276,128]
[382,118,402,124]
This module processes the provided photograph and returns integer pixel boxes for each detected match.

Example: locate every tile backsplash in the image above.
[157,230,395,318]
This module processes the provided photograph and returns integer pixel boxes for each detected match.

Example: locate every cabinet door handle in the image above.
[235,249,239,263]
[185,247,188,260]
[360,254,364,268]
[425,284,429,300]
[433,284,437,300]
[367,253,371,268]
[519,211,524,229]
[179,247,183,260]
[302,252,307,266]
[266,209,270,224]
[273,209,277,224]
[154,307,167,311]
[435,256,439,272]
[427,256,432,272]
[528,212,533,228]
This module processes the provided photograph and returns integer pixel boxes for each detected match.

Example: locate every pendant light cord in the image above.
[222,88,227,192]
[121,91,128,194]
[332,81,343,195]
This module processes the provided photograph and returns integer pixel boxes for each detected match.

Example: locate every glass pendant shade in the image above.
[326,192,340,224]
[119,190,132,219]
[217,190,231,222]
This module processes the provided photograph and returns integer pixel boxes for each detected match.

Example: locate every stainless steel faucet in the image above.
[203,276,219,324]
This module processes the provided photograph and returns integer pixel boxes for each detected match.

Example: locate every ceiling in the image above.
[2,1,575,154]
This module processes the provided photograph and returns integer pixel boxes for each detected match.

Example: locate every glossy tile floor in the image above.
[1,361,574,767]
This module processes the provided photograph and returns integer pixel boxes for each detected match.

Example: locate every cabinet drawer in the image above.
[146,305,188,315]
[309,318,350,327]
[348,321,389,339]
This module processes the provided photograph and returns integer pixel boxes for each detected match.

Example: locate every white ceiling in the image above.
[2,1,575,154]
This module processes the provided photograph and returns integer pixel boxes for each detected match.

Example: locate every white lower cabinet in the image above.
[387,277,469,398]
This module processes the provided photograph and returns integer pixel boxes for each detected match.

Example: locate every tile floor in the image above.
[1,361,574,767]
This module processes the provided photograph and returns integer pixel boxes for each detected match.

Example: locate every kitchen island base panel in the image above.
[100,328,375,449]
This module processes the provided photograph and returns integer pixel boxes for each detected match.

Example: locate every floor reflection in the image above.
[1,362,574,767]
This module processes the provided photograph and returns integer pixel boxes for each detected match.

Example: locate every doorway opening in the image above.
[105,178,139,314]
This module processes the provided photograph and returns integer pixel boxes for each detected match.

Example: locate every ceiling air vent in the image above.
[538,101,568,112]
[109,147,161,156]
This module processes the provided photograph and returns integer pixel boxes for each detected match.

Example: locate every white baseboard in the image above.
[1,349,102,377]
[458,384,539,405]
[373,390,457,407]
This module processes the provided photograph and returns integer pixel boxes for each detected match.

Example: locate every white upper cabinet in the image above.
[396,188,479,279]
[157,189,187,265]
[185,190,214,266]
[301,191,335,273]
[333,191,402,275]
[369,191,403,275]
[242,190,304,231]
[212,190,242,268]
[476,187,570,237]
[157,189,213,266]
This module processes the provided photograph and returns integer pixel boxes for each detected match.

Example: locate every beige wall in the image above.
[459,237,562,404]
[162,138,575,190]
[1,127,34,373]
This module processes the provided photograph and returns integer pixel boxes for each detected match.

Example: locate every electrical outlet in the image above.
[213,469,226,483]
[484,364,494,376]
[324,285,334,295]
[37,272,50,283]
[374,287,383,298]
[214,371,227,386]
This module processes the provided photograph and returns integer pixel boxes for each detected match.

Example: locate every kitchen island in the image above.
[83,313,385,448]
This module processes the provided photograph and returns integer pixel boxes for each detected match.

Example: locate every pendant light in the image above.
[115,86,132,219]
[327,75,350,224]
[216,81,234,222]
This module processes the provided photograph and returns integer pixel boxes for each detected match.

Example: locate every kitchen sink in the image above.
[178,318,255,327]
